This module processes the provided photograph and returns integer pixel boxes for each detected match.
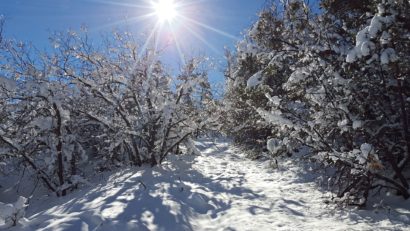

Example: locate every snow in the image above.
[0,196,28,228]
[0,204,14,221]
[0,77,16,92]
[360,143,373,158]
[30,117,53,130]
[380,31,391,45]
[284,68,310,90]
[352,120,363,130]
[267,138,282,154]
[337,119,349,128]
[246,71,263,88]
[257,108,294,128]
[346,3,397,64]
[380,48,398,64]
[266,94,281,107]
[236,40,258,59]
[3,138,409,230]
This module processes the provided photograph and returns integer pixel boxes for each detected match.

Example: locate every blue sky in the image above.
[0,0,266,84]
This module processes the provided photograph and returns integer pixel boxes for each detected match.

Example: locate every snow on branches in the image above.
[222,0,410,206]
[0,28,215,196]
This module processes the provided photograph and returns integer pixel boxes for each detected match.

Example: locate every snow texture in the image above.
[346,3,397,64]
[0,196,28,228]
[246,71,263,88]
[4,138,409,231]
[267,138,282,155]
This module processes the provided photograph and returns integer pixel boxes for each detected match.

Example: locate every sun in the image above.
[153,0,178,23]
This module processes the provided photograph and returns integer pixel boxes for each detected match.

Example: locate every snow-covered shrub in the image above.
[0,27,214,196]
[222,0,410,206]
[0,196,27,227]
[220,38,273,147]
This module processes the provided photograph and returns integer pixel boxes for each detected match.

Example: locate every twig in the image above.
[138,180,147,190]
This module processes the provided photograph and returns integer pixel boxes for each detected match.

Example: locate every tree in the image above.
[0,27,214,196]
[222,0,410,206]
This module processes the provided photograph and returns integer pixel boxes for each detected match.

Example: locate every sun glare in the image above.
[118,0,238,64]
[153,0,177,23]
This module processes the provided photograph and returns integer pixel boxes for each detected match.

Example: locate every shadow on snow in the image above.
[22,138,263,231]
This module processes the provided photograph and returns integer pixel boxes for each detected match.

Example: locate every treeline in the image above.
[220,0,410,206]
[0,25,217,196]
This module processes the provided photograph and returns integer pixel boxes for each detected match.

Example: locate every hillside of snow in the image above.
[2,138,410,231]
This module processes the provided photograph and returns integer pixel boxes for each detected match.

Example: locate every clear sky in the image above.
[0,0,266,84]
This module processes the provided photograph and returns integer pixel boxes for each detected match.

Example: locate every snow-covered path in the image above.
[187,139,409,231]
[12,138,410,230]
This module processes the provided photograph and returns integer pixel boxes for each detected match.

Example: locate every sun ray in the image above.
[181,24,221,55]
[91,13,156,32]
[169,26,186,66]
[171,0,208,8]
[87,0,152,9]
[153,23,164,54]
[179,15,239,40]
[88,0,235,70]
[138,21,162,59]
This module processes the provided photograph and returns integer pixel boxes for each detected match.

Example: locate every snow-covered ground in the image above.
[2,138,410,230]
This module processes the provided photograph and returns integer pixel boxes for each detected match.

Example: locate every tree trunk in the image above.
[53,103,66,196]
